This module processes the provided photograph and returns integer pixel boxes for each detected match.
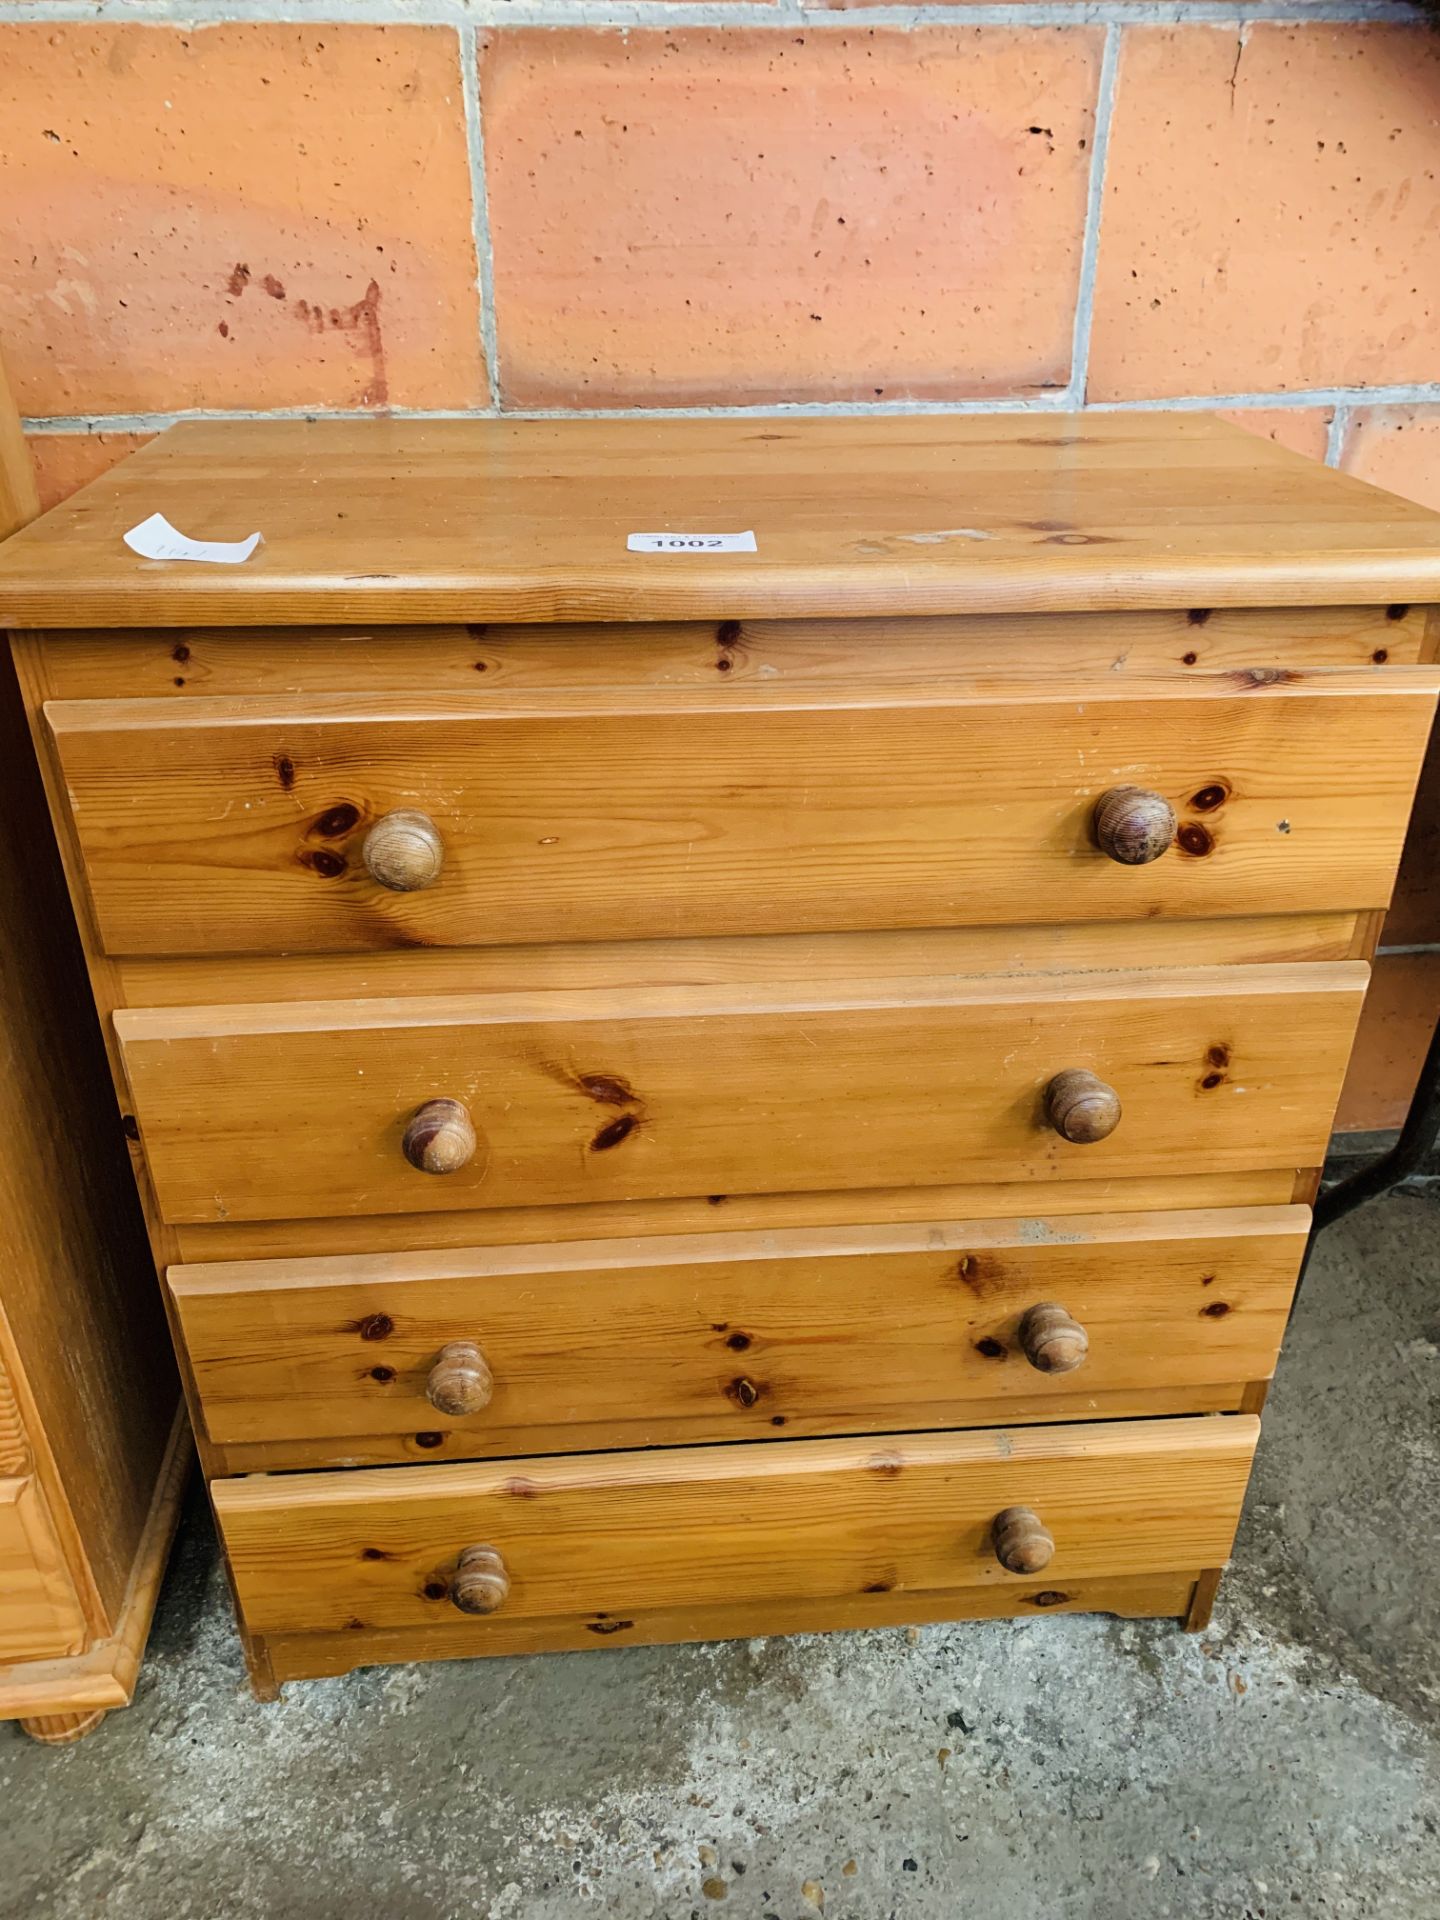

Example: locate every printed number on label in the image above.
[626,531,758,554]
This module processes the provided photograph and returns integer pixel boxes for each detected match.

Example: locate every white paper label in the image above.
[123,512,262,565]
[627,530,757,554]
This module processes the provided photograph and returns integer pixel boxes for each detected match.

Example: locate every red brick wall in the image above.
[2,6,1436,1130]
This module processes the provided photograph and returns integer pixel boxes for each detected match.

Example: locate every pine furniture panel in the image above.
[170,1205,1305,1468]
[4,413,1438,1691]
[0,361,186,1743]
[214,1415,1260,1643]
[116,965,1366,1225]
[45,672,1438,955]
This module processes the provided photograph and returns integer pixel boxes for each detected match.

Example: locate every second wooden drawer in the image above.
[171,1205,1306,1468]
[117,963,1365,1225]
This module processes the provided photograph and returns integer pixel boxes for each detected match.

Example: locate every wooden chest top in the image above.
[4,413,1440,628]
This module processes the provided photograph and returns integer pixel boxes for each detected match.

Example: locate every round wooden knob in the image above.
[362,809,444,892]
[451,1544,509,1615]
[402,1098,477,1174]
[1093,786,1176,866]
[1044,1069,1121,1144]
[426,1341,494,1417]
[1018,1302,1089,1374]
[992,1506,1055,1575]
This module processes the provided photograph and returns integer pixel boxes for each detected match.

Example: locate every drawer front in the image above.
[47,671,1438,956]
[172,1205,1306,1465]
[117,963,1364,1226]
[32,607,1433,701]
[213,1415,1260,1638]
[0,1475,88,1663]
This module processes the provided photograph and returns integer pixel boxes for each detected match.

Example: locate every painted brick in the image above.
[1340,405,1440,515]
[0,24,483,415]
[27,432,154,512]
[482,28,1101,408]
[1091,25,1440,401]
[1217,408,1332,463]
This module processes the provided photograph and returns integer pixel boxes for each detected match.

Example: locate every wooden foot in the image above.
[1184,1567,1224,1634]
[19,1708,108,1744]
[242,1632,281,1703]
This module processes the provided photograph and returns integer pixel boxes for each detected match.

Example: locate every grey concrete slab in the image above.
[2,1190,1436,1920]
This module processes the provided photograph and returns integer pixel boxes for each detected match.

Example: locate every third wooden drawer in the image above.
[171,1205,1305,1470]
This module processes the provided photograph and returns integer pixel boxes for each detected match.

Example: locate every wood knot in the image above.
[1189,783,1229,813]
[311,802,362,839]
[1176,821,1214,858]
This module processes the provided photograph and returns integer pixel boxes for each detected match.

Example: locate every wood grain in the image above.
[0,1475,88,1663]
[1,1408,191,1721]
[168,1205,1306,1466]
[0,1345,28,1477]
[6,628,251,1505]
[0,353,40,541]
[23,605,1432,703]
[114,913,1365,1013]
[46,670,1440,954]
[9,407,1435,1686]
[213,1414,1259,1637]
[19,1708,109,1744]
[259,1568,1204,1677]
[116,964,1366,1226]
[175,1168,1301,1269]
[3,415,1440,625]
[0,364,181,1709]
[0,640,177,1627]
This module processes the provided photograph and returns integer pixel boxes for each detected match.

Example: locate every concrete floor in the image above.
[2,1189,1436,1920]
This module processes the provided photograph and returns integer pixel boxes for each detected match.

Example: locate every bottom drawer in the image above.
[214,1415,1258,1654]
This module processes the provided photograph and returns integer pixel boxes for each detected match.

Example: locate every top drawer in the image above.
[46,669,1438,957]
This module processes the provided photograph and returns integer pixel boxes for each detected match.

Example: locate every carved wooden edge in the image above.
[0,1404,191,1726]
[0,1338,29,1477]
[0,1290,104,1638]
[19,1707,109,1744]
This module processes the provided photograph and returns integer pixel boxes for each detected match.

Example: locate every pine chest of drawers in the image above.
[3,413,1438,1694]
